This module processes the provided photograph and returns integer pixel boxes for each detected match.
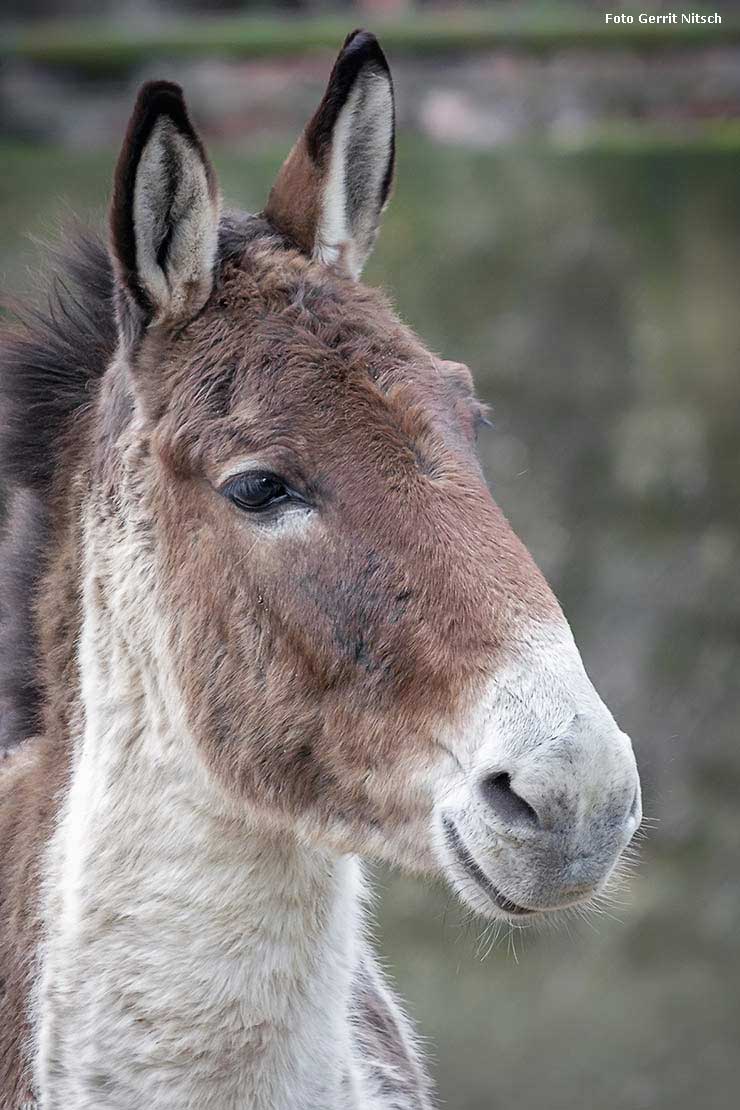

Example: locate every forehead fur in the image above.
[148,235,480,482]
[176,240,432,396]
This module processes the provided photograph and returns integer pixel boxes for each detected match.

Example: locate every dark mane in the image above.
[0,229,117,751]
[0,231,117,491]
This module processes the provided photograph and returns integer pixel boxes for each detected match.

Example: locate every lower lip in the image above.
[442,815,535,917]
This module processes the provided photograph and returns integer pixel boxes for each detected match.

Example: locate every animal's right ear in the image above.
[110,81,220,326]
[264,30,395,279]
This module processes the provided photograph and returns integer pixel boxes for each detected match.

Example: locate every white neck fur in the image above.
[34,508,366,1110]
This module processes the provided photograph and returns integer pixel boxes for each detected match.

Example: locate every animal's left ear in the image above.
[264,29,395,279]
[110,80,220,325]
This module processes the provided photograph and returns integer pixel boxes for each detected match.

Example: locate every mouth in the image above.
[442,815,535,918]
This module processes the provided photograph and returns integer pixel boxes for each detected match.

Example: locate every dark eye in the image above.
[222,471,295,513]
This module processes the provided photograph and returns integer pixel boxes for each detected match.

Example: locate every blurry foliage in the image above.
[1,6,738,70]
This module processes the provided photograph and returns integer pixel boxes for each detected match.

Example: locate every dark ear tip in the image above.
[124,79,198,150]
[342,27,372,49]
[133,79,186,117]
[339,28,390,76]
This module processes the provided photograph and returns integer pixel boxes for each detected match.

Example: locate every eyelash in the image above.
[221,471,304,514]
[474,404,493,436]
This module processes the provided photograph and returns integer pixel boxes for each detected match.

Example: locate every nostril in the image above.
[480,771,540,829]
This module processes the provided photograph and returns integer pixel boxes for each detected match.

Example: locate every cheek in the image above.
[154,492,466,823]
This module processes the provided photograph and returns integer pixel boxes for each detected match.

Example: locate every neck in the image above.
[35,506,364,1110]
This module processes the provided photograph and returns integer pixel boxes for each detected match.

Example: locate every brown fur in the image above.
[0,217,555,1105]
[265,138,324,259]
[0,447,89,1106]
[0,39,559,1106]
[0,234,114,1105]
[265,29,395,266]
[130,242,556,842]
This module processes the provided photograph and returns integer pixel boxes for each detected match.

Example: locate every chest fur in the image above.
[35,734,364,1109]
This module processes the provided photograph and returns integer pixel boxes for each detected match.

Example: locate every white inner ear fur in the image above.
[133,117,220,320]
[314,70,393,279]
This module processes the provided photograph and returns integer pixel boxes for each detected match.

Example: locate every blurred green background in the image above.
[2,3,740,1109]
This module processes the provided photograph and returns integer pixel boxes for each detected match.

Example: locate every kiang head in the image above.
[102,31,641,921]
